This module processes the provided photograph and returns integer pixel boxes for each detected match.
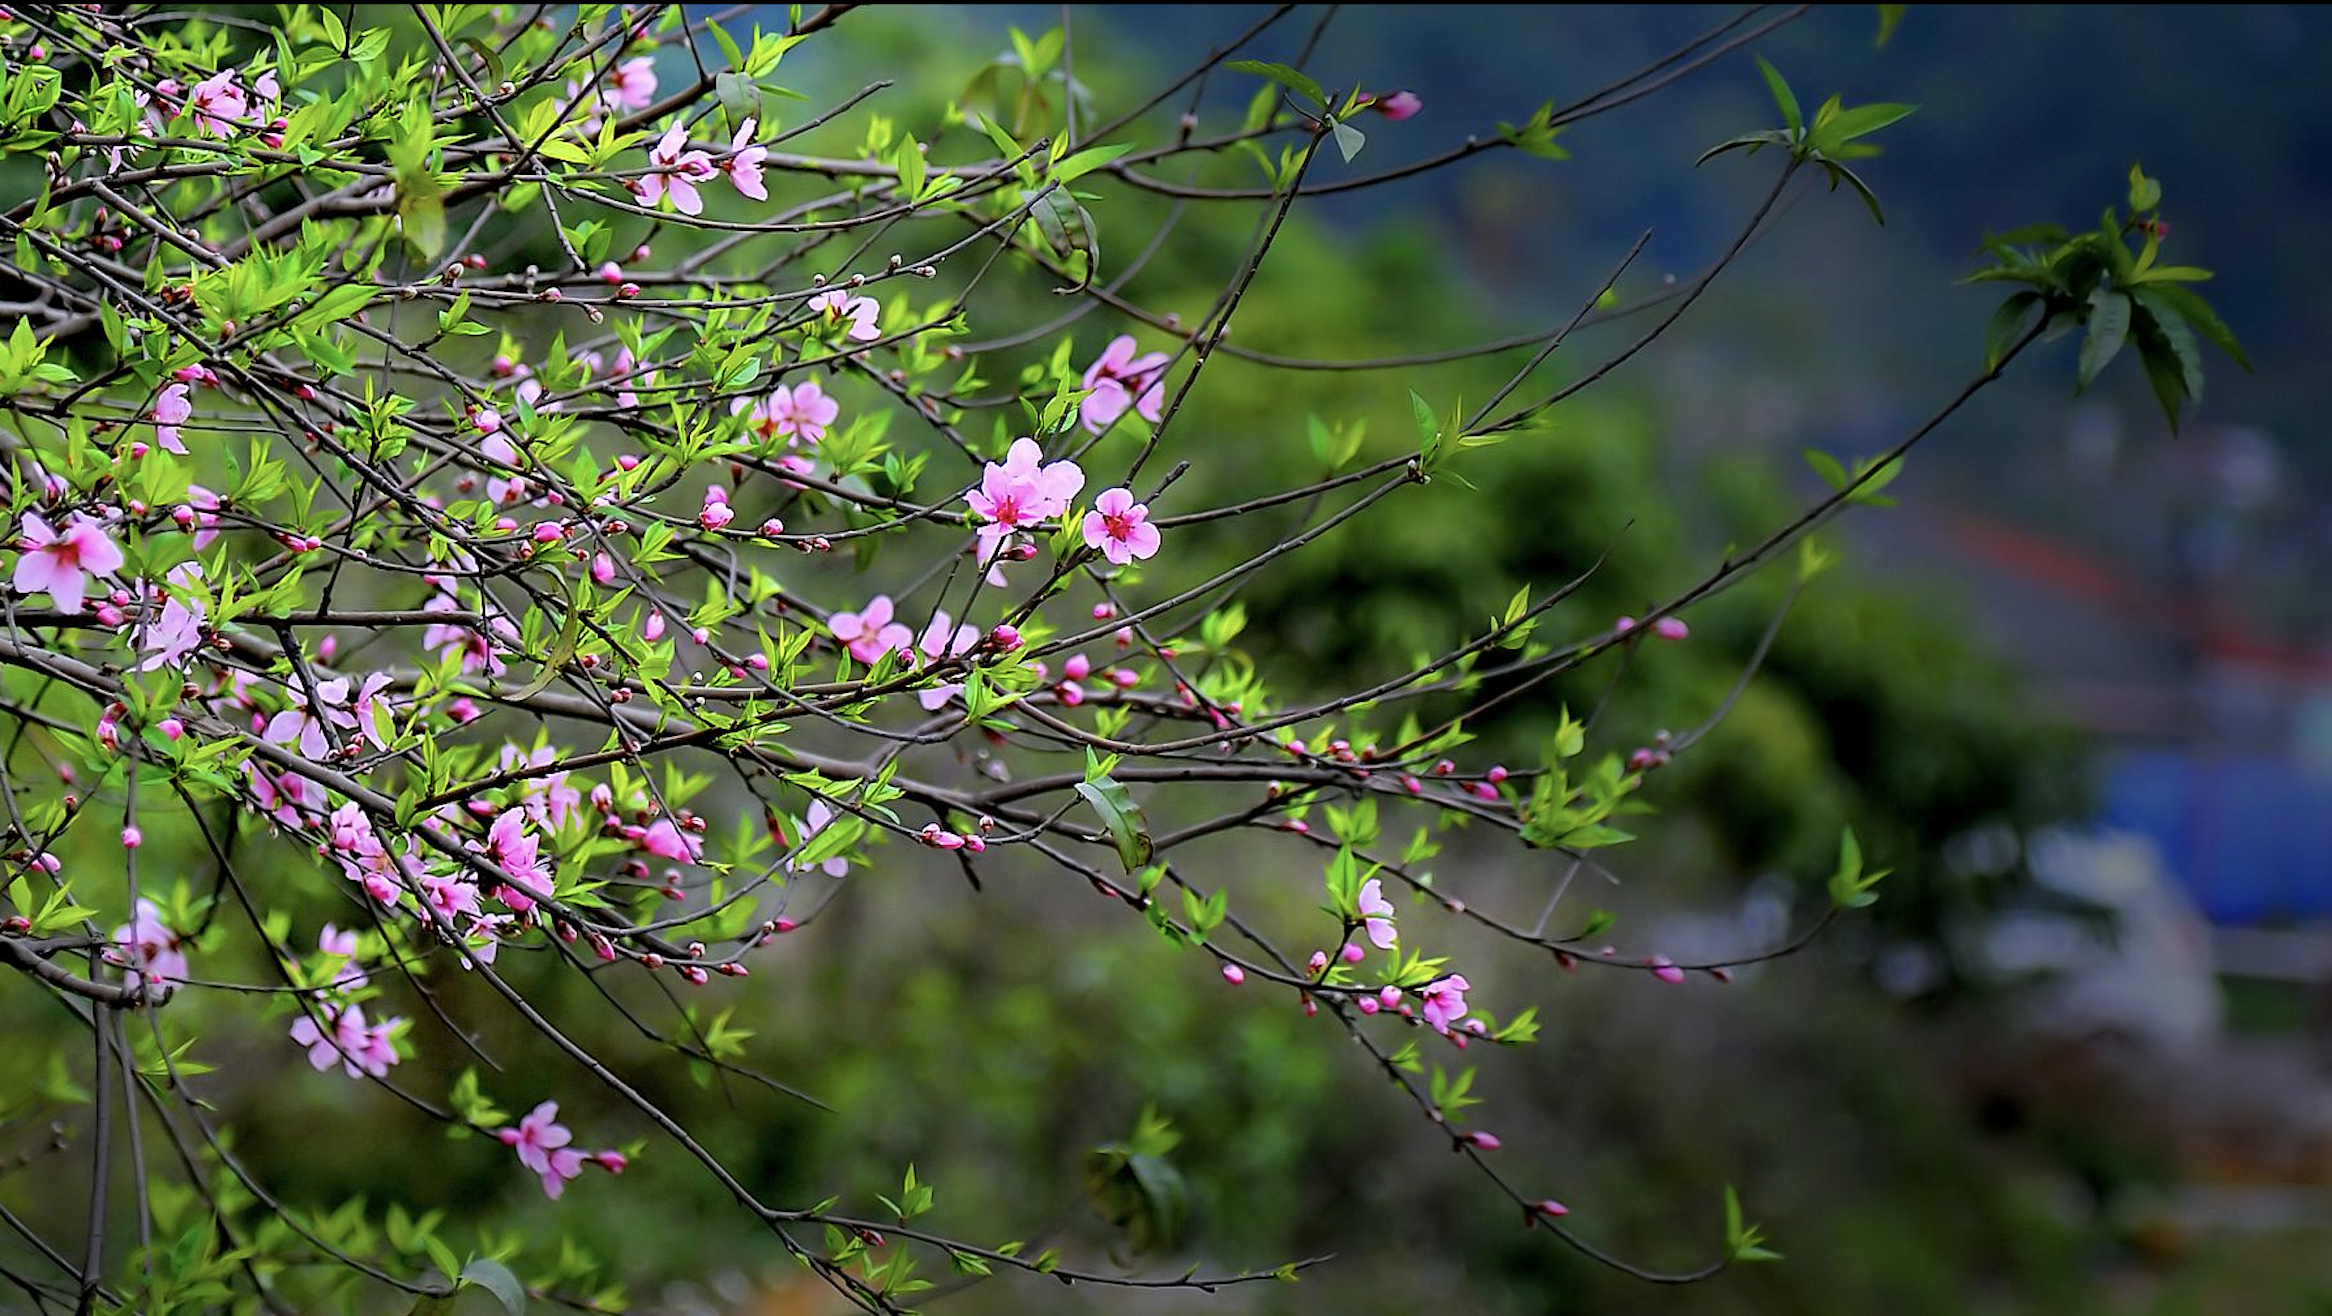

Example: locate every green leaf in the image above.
[460,1259,527,1314]
[1875,4,1908,47]
[1803,448,1848,491]
[1226,60,1325,109]
[2127,161,2162,214]
[2143,283,2251,371]
[1075,769,1152,873]
[1982,291,2040,370]
[1755,56,1801,134]
[1053,142,1132,183]
[2075,287,2131,392]
[1813,101,1916,146]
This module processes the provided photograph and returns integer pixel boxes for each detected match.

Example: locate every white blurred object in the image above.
[1978,827,2222,1052]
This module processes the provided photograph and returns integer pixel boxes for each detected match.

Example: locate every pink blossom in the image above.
[1355,877,1398,950]
[604,57,658,113]
[182,485,222,549]
[1372,90,1423,121]
[808,288,881,342]
[699,485,734,531]
[640,818,701,864]
[14,512,125,615]
[318,923,360,960]
[136,564,207,673]
[498,1101,588,1199]
[420,871,481,922]
[484,809,553,910]
[721,116,767,200]
[186,70,246,137]
[110,898,188,988]
[640,123,716,216]
[264,675,358,760]
[966,439,1085,559]
[829,595,911,663]
[1418,974,1471,1034]
[766,381,838,444]
[1079,335,1169,434]
[1222,963,1246,985]
[1652,616,1689,642]
[1649,954,1685,985]
[1081,487,1162,565]
[289,1002,401,1079]
[152,383,193,454]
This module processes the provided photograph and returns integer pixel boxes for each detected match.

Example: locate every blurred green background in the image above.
[8,6,2331,1314]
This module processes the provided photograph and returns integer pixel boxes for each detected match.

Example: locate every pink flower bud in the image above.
[1465,1131,1501,1150]
[121,826,142,848]
[988,624,1022,652]
[1340,943,1365,965]
[1373,90,1423,120]
[597,261,623,283]
[1652,616,1689,642]
[1221,964,1245,985]
[1063,653,1090,681]
[158,718,184,740]
[1535,1198,1569,1218]
[1308,950,1329,973]
[593,1150,628,1173]
[1357,996,1380,1015]
[531,522,564,542]
[1650,955,1685,984]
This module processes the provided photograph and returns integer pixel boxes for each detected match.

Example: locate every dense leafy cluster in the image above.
[0,5,2238,1314]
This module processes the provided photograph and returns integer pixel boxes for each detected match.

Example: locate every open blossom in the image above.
[499,1101,588,1199]
[483,809,553,910]
[640,818,702,865]
[766,381,838,444]
[1081,487,1162,565]
[722,116,768,200]
[152,383,193,454]
[186,69,247,137]
[913,609,982,710]
[289,1003,401,1079]
[1356,877,1398,950]
[110,898,189,988]
[1419,974,1472,1034]
[604,56,658,112]
[1079,335,1170,434]
[265,675,360,760]
[13,512,125,615]
[640,123,716,216]
[137,563,208,673]
[808,288,881,342]
[966,438,1085,558]
[829,594,912,663]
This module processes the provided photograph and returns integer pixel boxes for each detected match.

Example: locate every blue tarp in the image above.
[2102,750,2332,924]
